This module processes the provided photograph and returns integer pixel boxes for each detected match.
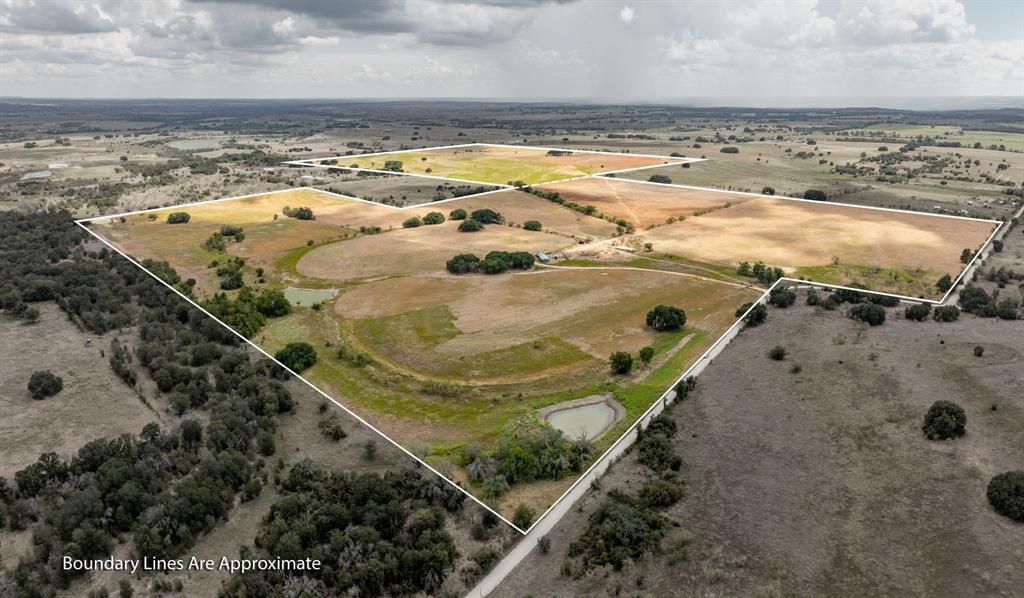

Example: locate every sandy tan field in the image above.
[638,196,996,279]
[541,177,755,228]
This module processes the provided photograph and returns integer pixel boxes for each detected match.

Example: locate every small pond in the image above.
[283,287,335,306]
[545,400,617,441]
[166,139,221,150]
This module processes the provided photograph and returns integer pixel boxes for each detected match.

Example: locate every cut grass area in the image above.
[351,304,598,381]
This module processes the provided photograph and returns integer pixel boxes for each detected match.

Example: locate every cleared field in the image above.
[541,176,755,228]
[628,193,997,298]
[313,170,501,207]
[321,144,684,185]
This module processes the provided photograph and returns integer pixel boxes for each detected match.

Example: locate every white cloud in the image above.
[619,6,635,24]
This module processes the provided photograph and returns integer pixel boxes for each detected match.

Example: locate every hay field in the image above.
[541,177,756,228]
[637,195,996,297]
[330,144,682,184]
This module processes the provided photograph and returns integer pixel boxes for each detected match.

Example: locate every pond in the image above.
[283,287,335,306]
[166,139,221,150]
[544,398,619,441]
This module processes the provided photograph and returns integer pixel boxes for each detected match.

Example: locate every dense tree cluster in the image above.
[905,303,931,321]
[446,251,534,274]
[282,206,315,220]
[275,342,318,372]
[958,285,1020,320]
[523,220,542,231]
[448,208,467,220]
[203,287,292,338]
[221,461,463,596]
[849,302,887,326]
[470,209,503,224]
[932,305,961,321]
[457,218,484,232]
[423,211,445,225]
[737,261,785,285]
[166,212,190,224]
[458,420,592,499]
[768,287,796,308]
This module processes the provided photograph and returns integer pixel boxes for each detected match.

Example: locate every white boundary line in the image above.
[74,221,526,535]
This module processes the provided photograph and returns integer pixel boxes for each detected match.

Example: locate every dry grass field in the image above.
[629,193,997,298]
[541,177,756,228]
[324,144,684,184]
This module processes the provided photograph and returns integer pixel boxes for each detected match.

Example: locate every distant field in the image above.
[542,177,756,228]
[89,186,756,518]
[316,144,685,185]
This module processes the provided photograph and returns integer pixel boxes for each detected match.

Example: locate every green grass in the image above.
[795,263,942,299]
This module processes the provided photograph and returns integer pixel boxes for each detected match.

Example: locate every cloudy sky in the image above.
[1,0,1021,104]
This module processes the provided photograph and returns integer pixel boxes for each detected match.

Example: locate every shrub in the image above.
[402,216,422,228]
[566,490,666,571]
[646,304,686,331]
[470,208,503,224]
[806,290,820,305]
[849,303,886,326]
[936,274,953,293]
[974,345,985,357]
[922,400,966,440]
[638,474,684,508]
[166,212,190,224]
[423,211,445,225]
[768,288,796,308]
[446,253,480,274]
[742,303,767,326]
[28,370,63,400]
[648,174,672,184]
[719,146,739,154]
[637,433,681,472]
[905,303,931,321]
[933,305,960,322]
[449,208,467,220]
[803,189,827,201]
[282,206,314,220]
[610,351,633,375]
[523,220,542,231]
[761,186,775,195]
[458,218,484,232]
[274,342,317,372]
[318,415,347,441]
[513,503,536,529]
[638,346,654,364]
[768,346,786,360]
[986,471,1024,522]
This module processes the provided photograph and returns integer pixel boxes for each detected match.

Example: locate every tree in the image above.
[402,216,423,228]
[610,351,633,375]
[166,212,190,224]
[803,189,827,201]
[922,400,966,440]
[768,346,786,360]
[449,208,467,220]
[936,274,953,293]
[849,303,886,326]
[458,218,484,232]
[986,471,1024,523]
[423,212,445,225]
[28,370,63,400]
[905,303,931,321]
[992,239,1003,253]
[275,342,317,372]
[648,174,672,184]
[254,289,291,318]
[523,220,542,231]
[470,208,503,224]
[446,253,480,274]
[761,186,775,195]
[282,206,314,220]
[959,248,973,264]
[933,305,960,322]
[741,303,767,326]
[638,346,654,364]
[974,345,985,357]
[645,304,686,331]
[719,146,739,154]
[513,503,536,529]
[768,287,796,308]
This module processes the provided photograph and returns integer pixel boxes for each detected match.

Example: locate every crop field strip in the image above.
[77,143,1005,538]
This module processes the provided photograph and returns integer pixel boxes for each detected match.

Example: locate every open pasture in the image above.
[317,143,684,185]
[634,192,997,298]
[541,176,756,228]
